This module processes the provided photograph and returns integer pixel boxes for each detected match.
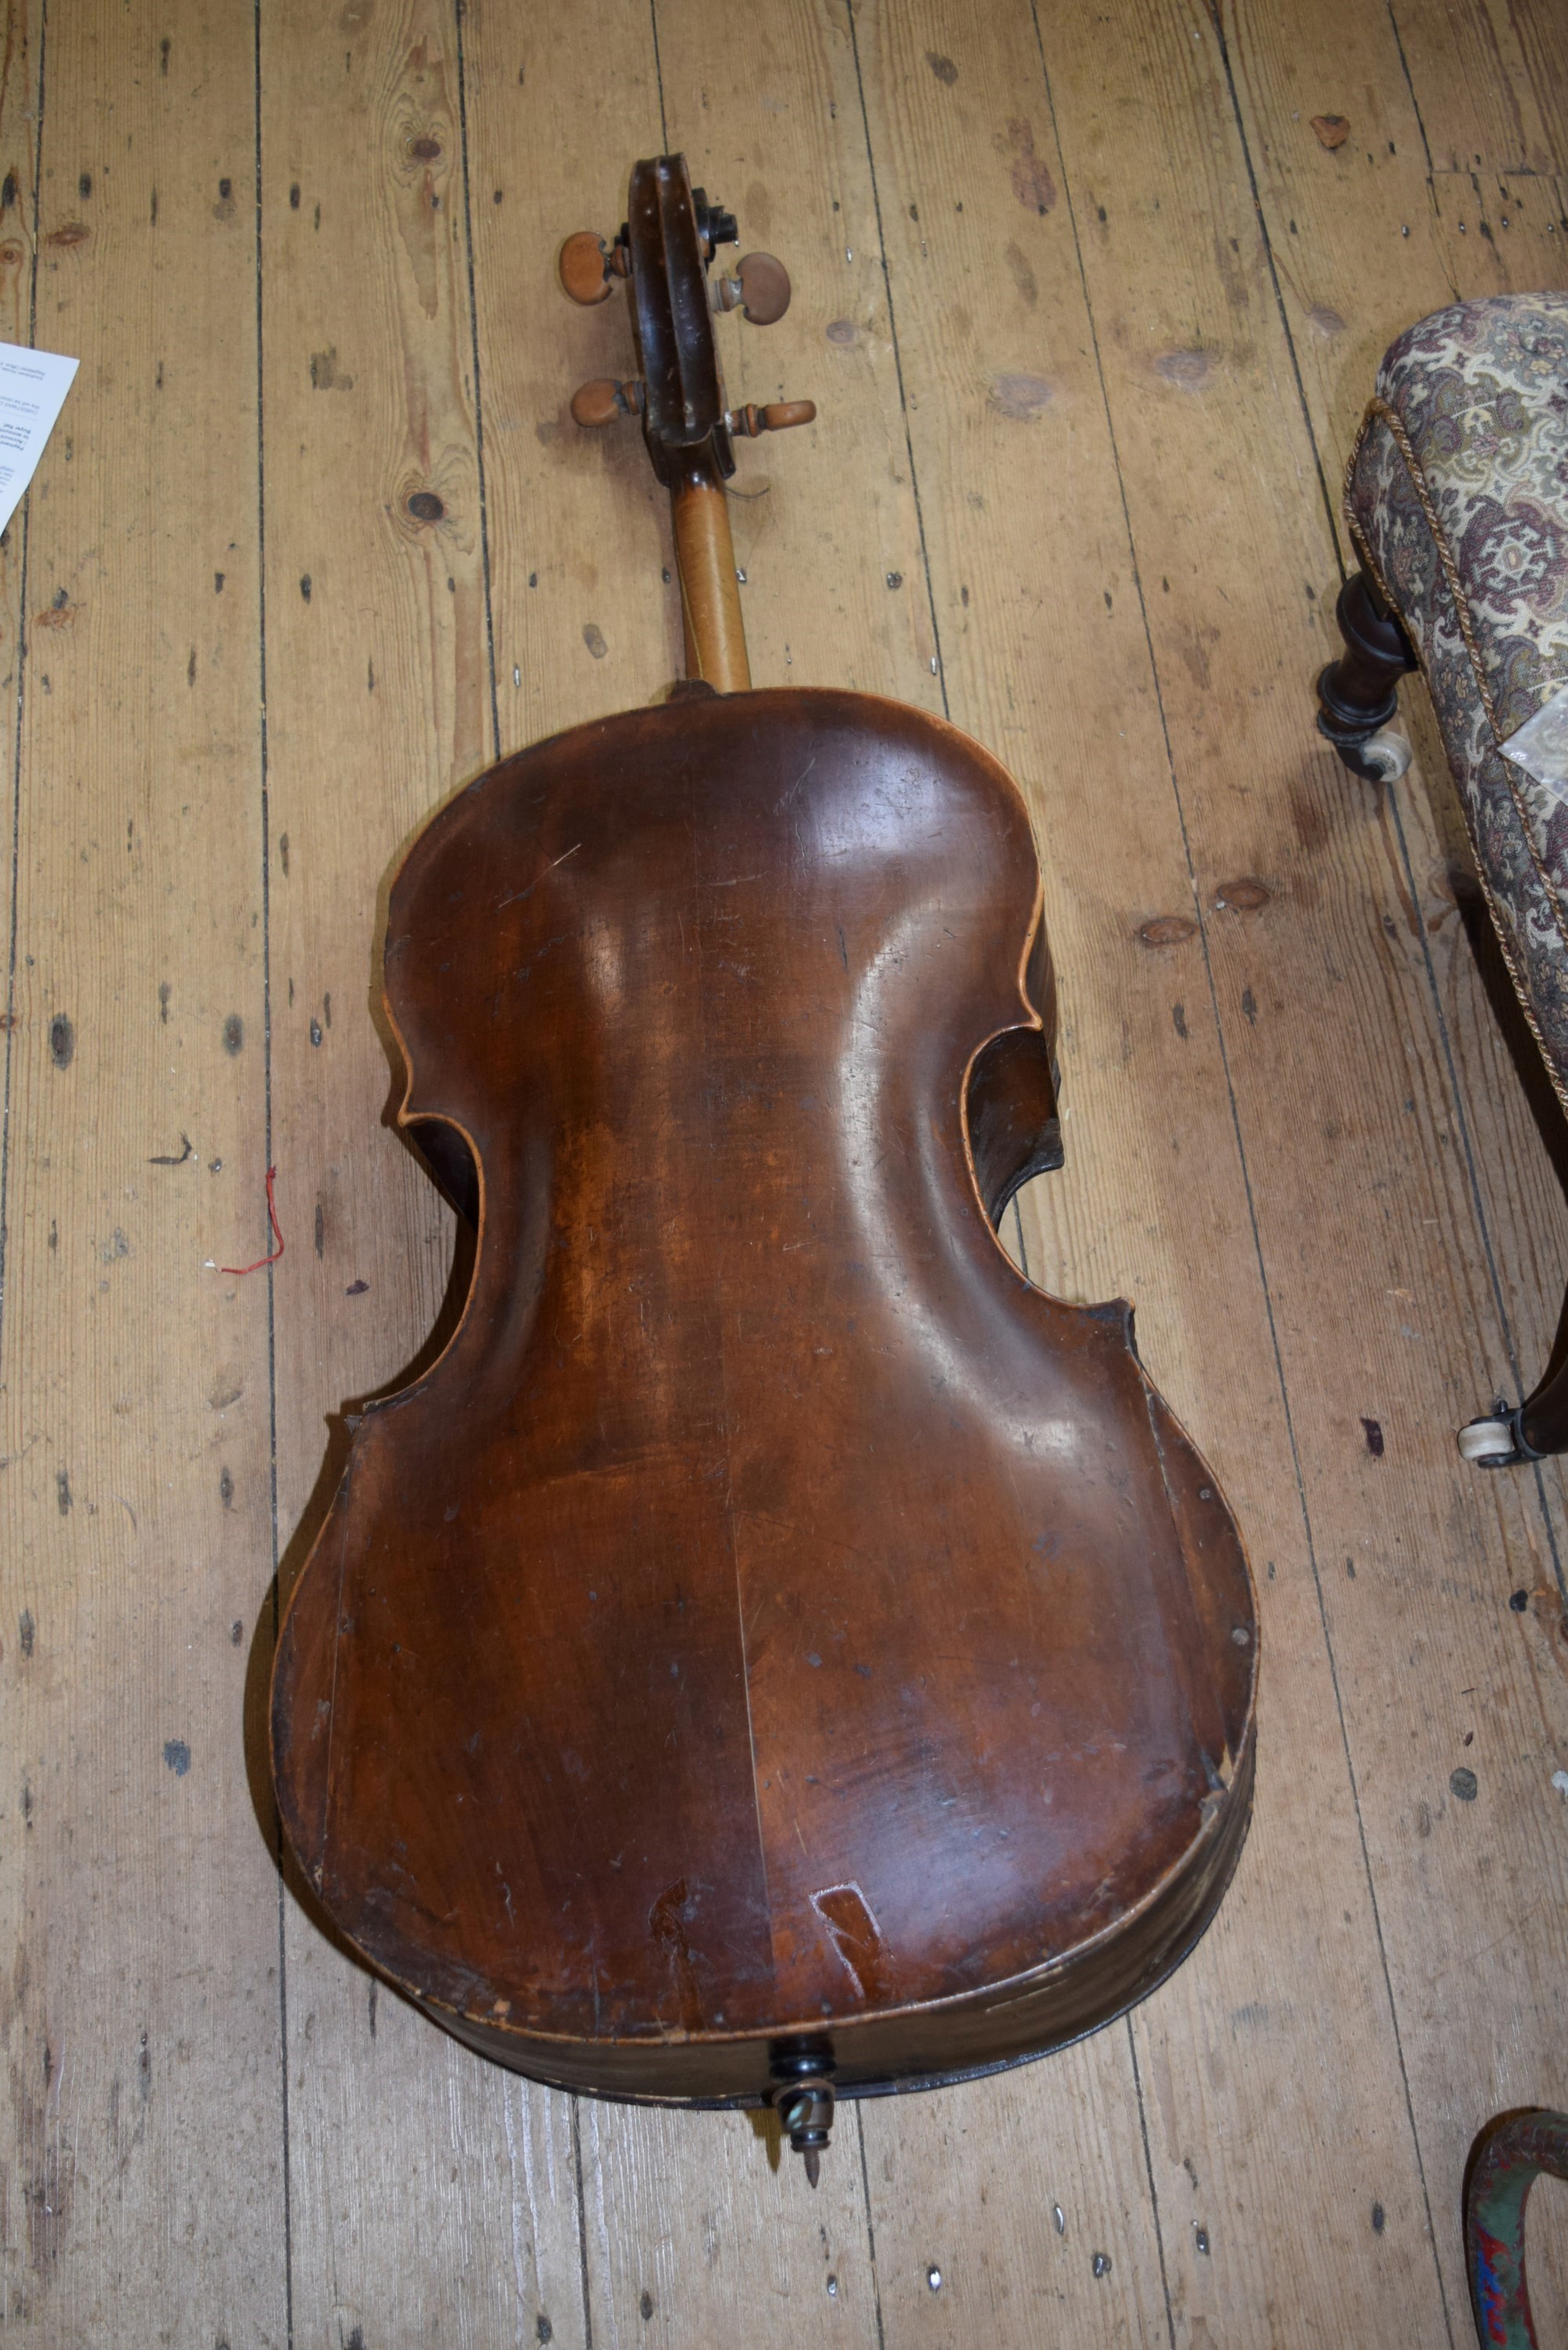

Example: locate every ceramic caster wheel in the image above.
[1458,1414,1519,1466]
[1357,726,1411,783]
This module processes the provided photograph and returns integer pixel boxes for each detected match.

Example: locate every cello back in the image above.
[273,685,1255,2110]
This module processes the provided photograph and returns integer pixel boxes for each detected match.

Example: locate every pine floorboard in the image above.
[3,2,1567,2341]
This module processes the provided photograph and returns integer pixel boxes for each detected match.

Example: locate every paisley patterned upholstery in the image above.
[1346,294,1568,1101]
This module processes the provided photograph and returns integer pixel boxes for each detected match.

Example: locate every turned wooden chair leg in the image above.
[1521,1350,1568,1459]
[1316,569,1418,783]
[1460,1277,1568,1466]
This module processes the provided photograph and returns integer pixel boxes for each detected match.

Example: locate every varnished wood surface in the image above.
[4,1,1568,2341]
[271,685,1255,2096]
[670,461,751,689]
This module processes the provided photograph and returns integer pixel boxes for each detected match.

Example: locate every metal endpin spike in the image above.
[771,2054,836,2186]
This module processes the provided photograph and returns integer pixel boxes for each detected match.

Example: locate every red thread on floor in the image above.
[220,1166,284,1276]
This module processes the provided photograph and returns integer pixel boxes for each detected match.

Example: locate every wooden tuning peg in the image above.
[727,399,816,438]
[711,251,792,325]
[560,230,617,306]
[570,378,645,428]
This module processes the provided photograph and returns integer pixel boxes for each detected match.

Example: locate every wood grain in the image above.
[579,2099,882,2348]
[0,1,287,2336]
[1038,1,1568,2334]
[464,0,672,743]
[1389,0,1566,175]
[0,0,34,1014]
[256,0,583,2338]
[8,0,1568,2338]
[635,12,1176,2335]
[1216,0,1568,1484]
[656,0,940,704]
[469,12,866,2327]
[854,1,1458,2339]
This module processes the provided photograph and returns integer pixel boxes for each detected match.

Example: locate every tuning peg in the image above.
[559,231,630,306]
[711,251,792,325]
[727,399,816,438]
[570,378,645,428]
[559,231,612,305]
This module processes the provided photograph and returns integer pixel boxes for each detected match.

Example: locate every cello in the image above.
[271,155,1257,2182]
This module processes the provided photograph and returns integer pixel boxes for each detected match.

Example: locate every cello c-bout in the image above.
[271,157,1256,2181]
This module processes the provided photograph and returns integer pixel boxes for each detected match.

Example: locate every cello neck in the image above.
[671,446,750,692]
[561,157,814,697]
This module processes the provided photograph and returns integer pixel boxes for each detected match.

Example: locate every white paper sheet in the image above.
[1500,678,1568,807]
[0,341,77,538]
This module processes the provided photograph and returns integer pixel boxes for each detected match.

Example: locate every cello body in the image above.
[272,684,1256,2111]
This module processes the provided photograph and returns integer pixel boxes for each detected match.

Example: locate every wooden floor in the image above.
[5,0,1568,2341]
